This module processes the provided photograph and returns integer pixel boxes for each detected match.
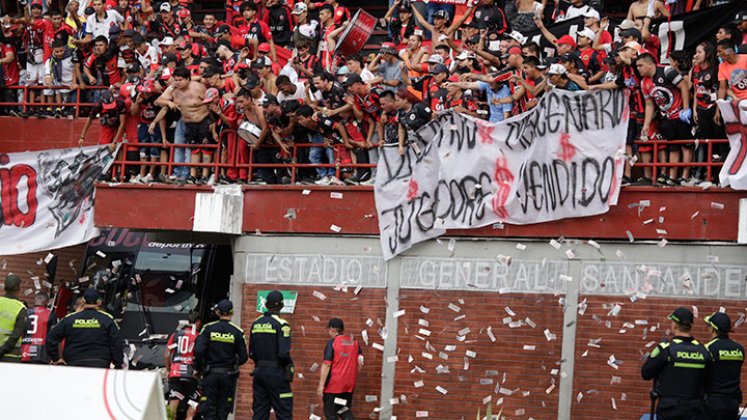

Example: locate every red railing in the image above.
[0,85,730,186]
[0,85,111,118]
[110,129,377,184]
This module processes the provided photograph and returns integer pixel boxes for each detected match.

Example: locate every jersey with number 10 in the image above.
[167,326,198,379]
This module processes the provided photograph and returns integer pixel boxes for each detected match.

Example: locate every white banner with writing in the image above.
[375,89,630,260]
[0,145,116,255]
[717,99,747,190]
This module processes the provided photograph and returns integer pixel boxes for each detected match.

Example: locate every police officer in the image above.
[250,290,294,420]
[194,299,248,420]
[703,312,744,420]
[0,274,28,363]
[46,289,125,368]
[642,307,712,419]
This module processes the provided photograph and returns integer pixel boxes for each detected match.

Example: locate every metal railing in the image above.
[0,85,111,118]
[631,138,729,185]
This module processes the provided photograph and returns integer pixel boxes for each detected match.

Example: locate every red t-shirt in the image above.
[1,42,21,85]
[323,334,361,394]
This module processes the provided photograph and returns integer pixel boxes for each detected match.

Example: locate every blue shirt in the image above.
[477,82,512,123]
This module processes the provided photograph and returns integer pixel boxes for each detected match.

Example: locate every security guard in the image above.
[704,312,744,420]
[46,289,125,368]
[642,307,712,419]
[194,299,248,420]
[0,274,28,362]
[250,290,294,420]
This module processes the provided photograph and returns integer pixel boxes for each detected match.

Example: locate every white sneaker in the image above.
[315,176,331,186]
[142,174,154,183]
[129,174,142,184]
[206,174,216,186]
[328,176,344,186]
[360,176,376,186]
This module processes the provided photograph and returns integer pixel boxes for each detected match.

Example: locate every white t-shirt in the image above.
[137,44,160,72]
[85,10,123,40]
[558,5,592,21]
[44,56,74,85]
[277,82,307,103]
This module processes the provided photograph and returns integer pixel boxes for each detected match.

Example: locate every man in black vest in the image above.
[642,307,712,419]
[704,312,744,420]
[46,289,124,368]
[250,290,293,420]
[194,299,248,420]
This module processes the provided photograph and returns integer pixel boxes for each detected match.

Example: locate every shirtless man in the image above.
[155,67,214,183]
[626,0,670,22]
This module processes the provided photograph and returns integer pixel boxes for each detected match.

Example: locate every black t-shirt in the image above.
[91,98,126,127]
[398,102,432,133]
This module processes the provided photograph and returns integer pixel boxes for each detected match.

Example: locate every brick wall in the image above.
[393,290,563,420]
[573,296,747,420]
[238,283,387,419]
[0,245,86,304]
[236,282,747,420]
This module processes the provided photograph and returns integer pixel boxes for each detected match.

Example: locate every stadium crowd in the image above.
[0,0,745,186]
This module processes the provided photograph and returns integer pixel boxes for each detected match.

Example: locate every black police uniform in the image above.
[46,308,124,368]
[642,336,712,419]
[194,319,248,420]
[250,311,293,420]
[705,335,744,419]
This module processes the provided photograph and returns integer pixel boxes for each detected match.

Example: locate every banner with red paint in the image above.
[374,89,630,260]
[717,100,747,190]
[0,145,116,255]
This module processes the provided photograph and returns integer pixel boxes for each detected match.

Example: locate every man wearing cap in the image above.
[46,289,124,368]
[250,290,294,420]
[642,307,712,419]
[410,3,473,49]
[384,1,415,47]
[0,274,28,363]
[317,318,363,420]
[369,44,404,92]
[703,312,744,420]
[194,299,248,420]
[78,89,126,151]
[150,2,186,40]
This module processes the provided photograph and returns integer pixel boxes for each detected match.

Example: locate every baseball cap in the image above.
[244,74,260,89]
[705,312,731,334]
[262,94,279,107]
[203,87,219,104]
[291,2,307,15]
[82,288,100,304]
[159,2,171,12]
[215,299,233,314]
[426,54,444,64]
[161,67,173,80]
[137,79,157,94]
[161,53,178,64]
[126,62,142,73]
[547,63,567,75]
[327,318,344,330]
[668,307,694,326]
[216,24,231,35]
[430,63,449,75]
[30,2,42,9]
[281,99,300,114]
[251,56,270,68]
[577,28,596,41]
[622,41,642,53]
[100,90,117,110]
[620,28,642,40]
[618,19,636,30]
[109,25,121,37]
[582,8,600,20]
[433,10,449,20]
[258,43,271,53]
[343,73,363,88]
[556,35,577,49]
[380,43,397,55]
[160,36,175,46]
[176,8,190,19]
[559,51,580,62]
[507,30,526,45]
[455,51,475,61]
[265,290,284,309]
[733,10,747,23]
[123,29,137,38]
[4,273,21,291]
